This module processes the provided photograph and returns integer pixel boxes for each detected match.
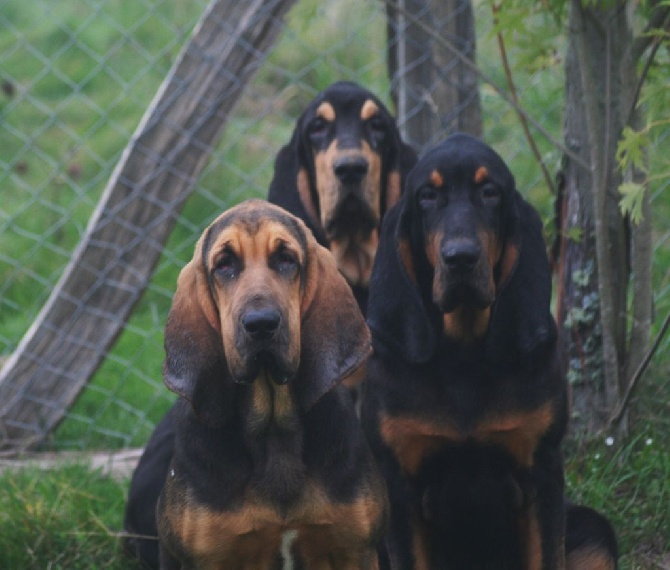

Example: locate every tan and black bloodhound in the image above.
[126,200,387,570]
[360,134,617,569]
[125,81,413,568]
[268,80,416,314]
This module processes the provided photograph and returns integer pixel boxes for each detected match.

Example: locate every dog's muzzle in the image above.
[236,307,293,385]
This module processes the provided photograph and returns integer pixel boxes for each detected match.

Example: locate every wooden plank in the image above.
[0,448,143,481]
[0,0,297,452]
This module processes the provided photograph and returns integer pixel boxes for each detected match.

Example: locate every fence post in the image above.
[386,0,482,150]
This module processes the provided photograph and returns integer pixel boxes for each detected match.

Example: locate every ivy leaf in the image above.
[564,227,583,243]
[618,182,646,224]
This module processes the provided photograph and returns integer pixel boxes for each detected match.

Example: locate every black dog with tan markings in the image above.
[268,81,416,313]
[152,200,387,569]
[124,81,414,569]
[360,134,617,569]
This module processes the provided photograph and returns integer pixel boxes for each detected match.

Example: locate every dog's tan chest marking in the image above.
[442,306,491,343]
[171,483,383,568]
[330,228,379,287]
[379,403,554,475]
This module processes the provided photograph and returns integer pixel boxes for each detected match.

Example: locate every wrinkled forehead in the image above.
[408,136,515,191]
[203,203,308,265]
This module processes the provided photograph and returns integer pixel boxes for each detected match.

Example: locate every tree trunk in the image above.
[386,0,481,150]
[557,37,606,434]
[559,0,647,437]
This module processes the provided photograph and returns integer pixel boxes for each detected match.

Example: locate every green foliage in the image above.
[616,127,649,224]
[0,465,129,569]
[489,2,565,73]
[564,260,604,387]
[618,182,646,224]
[565,431,670,568]
[616,126,650,174]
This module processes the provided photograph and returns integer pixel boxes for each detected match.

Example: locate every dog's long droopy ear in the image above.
[163,237,233,426]
[382,127,417,214]
[295,238,372,410]
[367,194,437,363]
[486,192,557,366]
[267,122,323,243]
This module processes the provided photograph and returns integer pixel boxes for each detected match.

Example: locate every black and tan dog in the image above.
[129,200,387,569]
[125,82,413,568]
[268,80,416,314]
[360,134,617,569]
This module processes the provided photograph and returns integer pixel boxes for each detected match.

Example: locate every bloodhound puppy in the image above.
[127,200,387,570]
[360,134,617,569]
[268,80,417,314]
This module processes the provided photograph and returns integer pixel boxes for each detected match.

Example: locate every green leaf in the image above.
[616,127,649,173]
[564,227,583,243]
[618,182,646,224]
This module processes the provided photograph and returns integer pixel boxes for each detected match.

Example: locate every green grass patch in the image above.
[565,427,670,568]
[0,465,131,570]
[1,436,667,569]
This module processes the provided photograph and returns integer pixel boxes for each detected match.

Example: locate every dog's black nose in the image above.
[333,155,368,185]
[242,308,281,339]
[442,241,480,273]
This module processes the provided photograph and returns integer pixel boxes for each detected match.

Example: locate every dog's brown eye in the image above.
[418,186,438,207]
[213,251,238,277]
[367,115,387,135]
[272,246,299,274]
[308,118,328,138]
[481,184,501,203]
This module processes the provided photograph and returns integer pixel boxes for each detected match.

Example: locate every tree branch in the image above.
[606,309,670,430]
[632,4,670,62]
[626,24,667,127]
[491,3,556,195]
[571,0,622,418]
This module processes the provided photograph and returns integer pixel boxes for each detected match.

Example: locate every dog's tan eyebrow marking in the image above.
[360,99,379,121]
[430,170,443,188]
[474,166,489,184]
[316,102,336,122]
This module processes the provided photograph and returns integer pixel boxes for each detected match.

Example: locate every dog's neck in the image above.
[244,370,297,433]
[241,371,306,508]
[329,229,379,287]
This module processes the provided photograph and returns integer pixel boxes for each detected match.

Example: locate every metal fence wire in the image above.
[0,0,668,452]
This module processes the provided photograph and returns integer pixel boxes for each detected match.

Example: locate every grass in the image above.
[0,465,130,570]
[565,430,670,568]
[0,424,667,569]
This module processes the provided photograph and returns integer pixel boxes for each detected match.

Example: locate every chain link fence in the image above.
[0,0,667,452]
